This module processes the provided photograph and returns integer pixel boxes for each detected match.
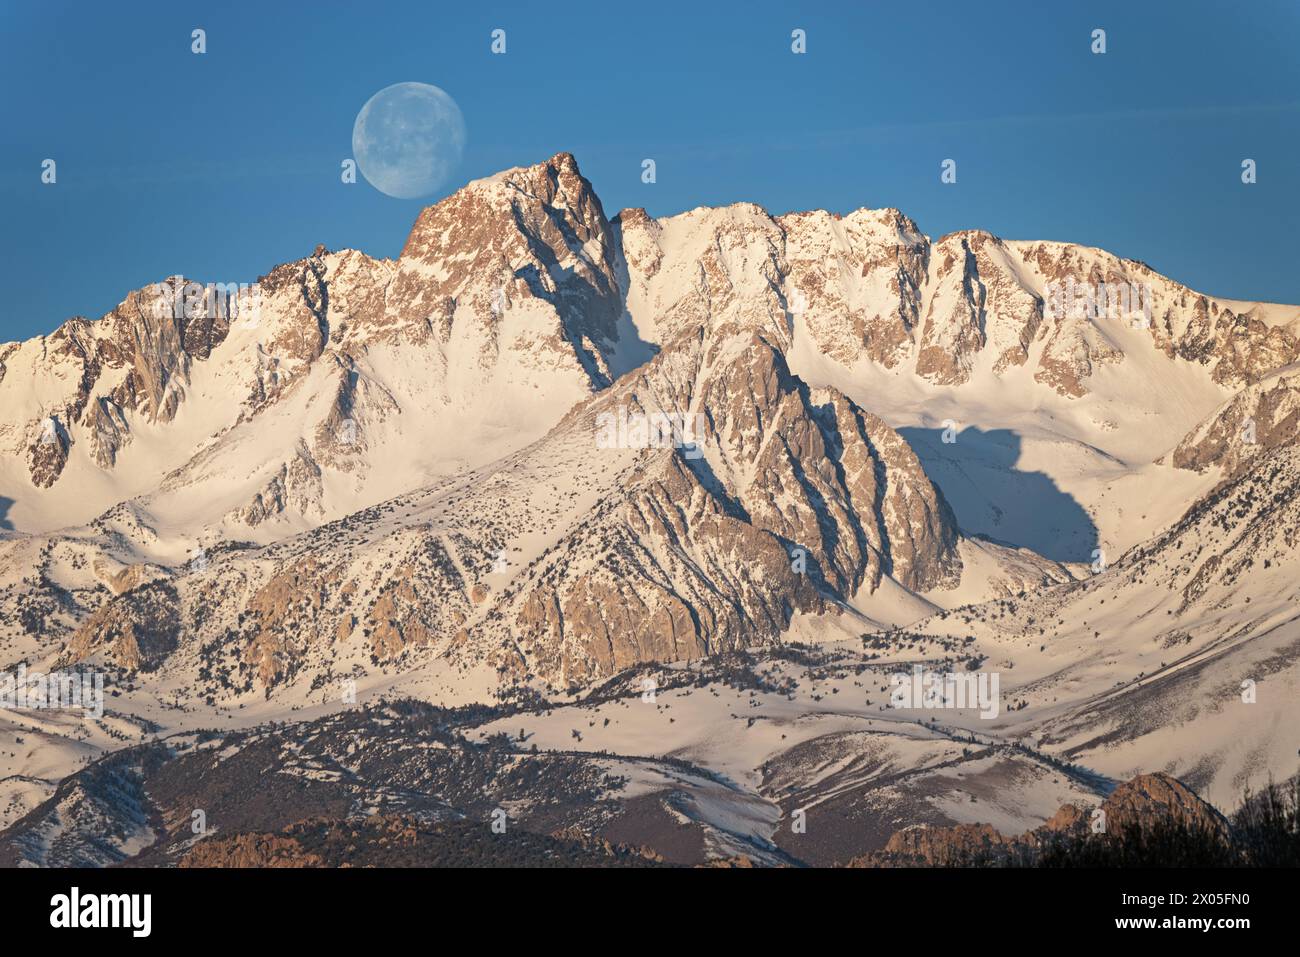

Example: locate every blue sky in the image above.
[2,0,1298,342]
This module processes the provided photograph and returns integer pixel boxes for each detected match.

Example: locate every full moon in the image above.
[352,82,467,199]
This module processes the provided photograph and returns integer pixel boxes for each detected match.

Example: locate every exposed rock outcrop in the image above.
[849,772,1229,866]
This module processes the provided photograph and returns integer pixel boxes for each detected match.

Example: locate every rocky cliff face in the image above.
[613,197,1299,400]
[1,279,230,491]
[1169,366,1300,477]
[484,330,961,685]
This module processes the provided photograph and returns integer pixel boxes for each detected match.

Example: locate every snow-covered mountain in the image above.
[2,152,1297,862]
[0,155,632,538]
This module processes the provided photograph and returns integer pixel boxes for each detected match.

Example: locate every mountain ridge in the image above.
[1,154,1297,826]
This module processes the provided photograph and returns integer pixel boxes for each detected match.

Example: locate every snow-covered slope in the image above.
[907,443,1300,807]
